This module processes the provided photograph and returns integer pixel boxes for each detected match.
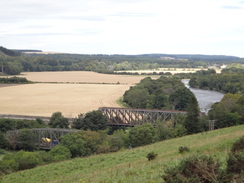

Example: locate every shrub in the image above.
[13,150,42,170]
[162,155,222,183]
[225,136,244,181]
[178,146,190,154]
[155,123,172,141]
[49,145,71,161]
[0,132,7,149]
[226,151,244,174]
[18,129,36,151]
[230,136,244,153]
[128,124,156,147]
[172,123,187,138]
[0,159,19,174]
[37,151,54,163]
[0,149,7,155]
[146,152,157,161]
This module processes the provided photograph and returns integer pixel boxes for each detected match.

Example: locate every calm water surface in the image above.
[182,79,224,114]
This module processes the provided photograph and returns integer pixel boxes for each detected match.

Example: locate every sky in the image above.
[0,0,244,57]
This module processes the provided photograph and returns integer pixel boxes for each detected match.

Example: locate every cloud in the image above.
[221,5,244,9]
[111,12,156,17]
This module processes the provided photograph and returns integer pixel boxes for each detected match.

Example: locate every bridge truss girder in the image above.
[5,128,78,149]
[99,107,187,126]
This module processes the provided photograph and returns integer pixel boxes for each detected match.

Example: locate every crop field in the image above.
[16,71,150,84]
[0,72,154,117]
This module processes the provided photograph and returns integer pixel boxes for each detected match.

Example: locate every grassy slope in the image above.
[1,125,244,183]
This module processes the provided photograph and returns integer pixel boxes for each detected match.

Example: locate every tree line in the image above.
[1,46,244,75]
[189,68,244,94]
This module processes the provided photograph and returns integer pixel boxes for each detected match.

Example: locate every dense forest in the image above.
[189,67,244,94]
[123,77,195,111]
[1,46,244,75]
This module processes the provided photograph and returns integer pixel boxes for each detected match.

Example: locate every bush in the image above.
[60,132,85,157]
[225,136,244,181]
[13,150,42,170]
[172,123,187,138]
[178,146,190,154]
[162,155,222,183]
[146,152,157,161]
[0,132,7,149]
[109,130,127,152]
[49,145,71,161]
[226,151,244,174]
[18,129,36,151]
[37,151,54,163]
[0,159,19,174]
[231,136,244,153]
[155,123,172,141]
[0,149,7,155]
[128,124,156,147]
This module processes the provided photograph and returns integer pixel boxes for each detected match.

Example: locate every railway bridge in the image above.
[99,107,187,126]
[6,128,78,149]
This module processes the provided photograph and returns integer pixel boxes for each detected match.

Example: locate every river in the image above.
[182,79,224,114]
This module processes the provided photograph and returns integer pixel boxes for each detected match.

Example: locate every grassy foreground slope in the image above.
[2,125,244,183]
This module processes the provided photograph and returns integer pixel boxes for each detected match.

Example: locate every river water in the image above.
[182,79,224,114]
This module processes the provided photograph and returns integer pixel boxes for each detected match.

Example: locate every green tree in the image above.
[3,62,22,75]
[71,114,84,129]
[49,145,71,161]
[76,110,109,131]
[169,87,194,110]
[184,96,201,134]
[59,131,85,157]
[128,124,156,147]
[49,112,69,128]
[18,129,36,151]
[155,123,172,141]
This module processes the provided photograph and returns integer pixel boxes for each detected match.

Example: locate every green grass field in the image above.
[1,125,244,183]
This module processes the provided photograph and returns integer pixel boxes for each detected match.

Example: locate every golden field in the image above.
[16,71,148,84]
[0,72,153,117]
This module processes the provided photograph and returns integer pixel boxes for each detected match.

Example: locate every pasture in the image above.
[0,72,153,117]
[1,125,243,183]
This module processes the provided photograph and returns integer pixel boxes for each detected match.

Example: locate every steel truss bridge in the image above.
[99,107,187,126]
[6,128,78,149]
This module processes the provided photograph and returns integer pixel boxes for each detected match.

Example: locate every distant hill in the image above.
[12,49,43,53]
[0,46,21,56]
[140,53,241,62]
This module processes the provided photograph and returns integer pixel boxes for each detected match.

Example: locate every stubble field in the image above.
[0,71,152,117]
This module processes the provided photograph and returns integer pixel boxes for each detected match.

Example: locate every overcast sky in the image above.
[1,0,244,57]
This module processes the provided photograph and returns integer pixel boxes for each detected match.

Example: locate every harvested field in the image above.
[0,71,155,117]
[0,83,130,118]
[15,71,150,84]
